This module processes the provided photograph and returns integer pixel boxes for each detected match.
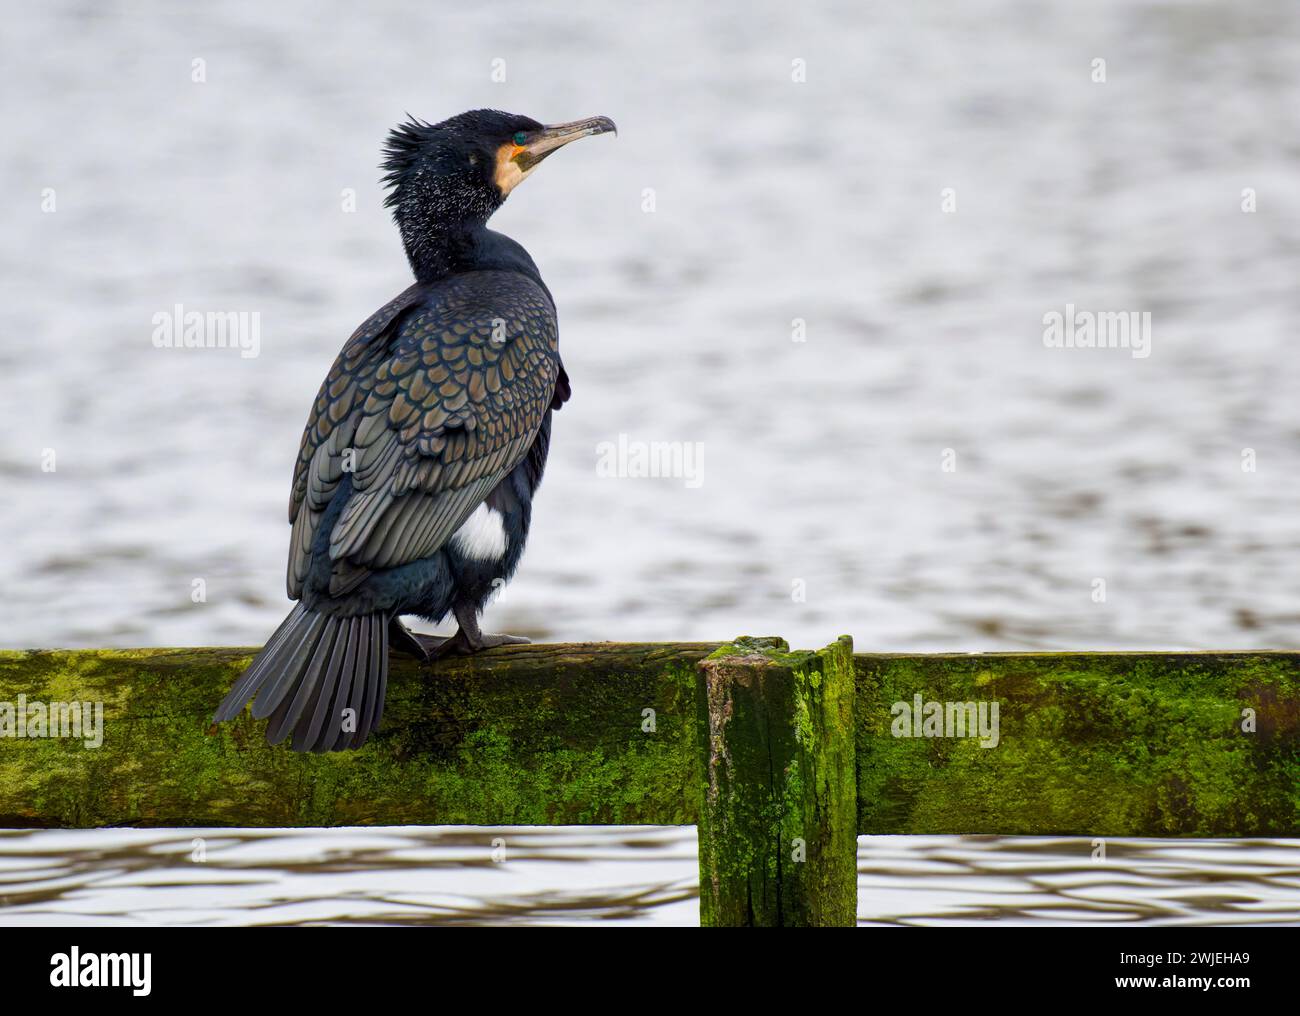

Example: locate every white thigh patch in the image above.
[450,503,509,562]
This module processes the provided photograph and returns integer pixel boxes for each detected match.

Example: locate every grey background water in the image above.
[1,0,1298,924]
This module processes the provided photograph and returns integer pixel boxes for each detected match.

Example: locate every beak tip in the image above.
[522,116,618,167]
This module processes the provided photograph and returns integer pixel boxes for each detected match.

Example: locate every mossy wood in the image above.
[0,643,716,828]
[856,651,1300,837]
[696,636,857,927]
[0,644,1296,838]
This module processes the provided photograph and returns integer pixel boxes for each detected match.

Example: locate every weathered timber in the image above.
[0,644,1297,839]
[0,642,717,828]
[696,636,857,927]
[856,652,1300,837]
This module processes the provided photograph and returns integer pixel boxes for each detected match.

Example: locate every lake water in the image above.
[1,0,1298,925]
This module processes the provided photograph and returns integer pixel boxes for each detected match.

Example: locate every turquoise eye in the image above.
[513,131,528,146]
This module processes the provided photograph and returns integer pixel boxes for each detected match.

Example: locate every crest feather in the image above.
[381,115,438,209]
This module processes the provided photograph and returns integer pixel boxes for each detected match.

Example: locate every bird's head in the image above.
[381,109,617,232]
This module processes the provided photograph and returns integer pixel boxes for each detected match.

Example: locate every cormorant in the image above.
[213,109,615,752]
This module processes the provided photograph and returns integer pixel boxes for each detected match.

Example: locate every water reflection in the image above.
[858,836,1300,926]
[1,828,1296,926]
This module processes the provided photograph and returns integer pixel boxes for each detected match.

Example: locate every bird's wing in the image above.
[286,271,559,599]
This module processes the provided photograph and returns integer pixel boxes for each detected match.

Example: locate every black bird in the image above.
[213,109,615,752]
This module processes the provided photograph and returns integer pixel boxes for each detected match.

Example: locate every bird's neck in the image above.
[401,221,485,283]
[402,221,547,294]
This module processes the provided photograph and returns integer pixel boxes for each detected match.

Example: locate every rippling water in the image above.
[1,0,1298,925]
[3,829,1297,926]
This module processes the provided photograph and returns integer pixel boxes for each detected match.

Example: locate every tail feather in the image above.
[334,616,374,750]
[213,607,389,752]
[253,610,328,720]
[214,603,309,721]
[304,616,359,750]
[361,620,390,740]
[267,619,340,745]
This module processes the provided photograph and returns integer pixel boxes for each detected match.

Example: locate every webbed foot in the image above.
[426,628,530,660]
[426,603,531,660]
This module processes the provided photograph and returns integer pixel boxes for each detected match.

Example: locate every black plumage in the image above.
[214,109,614,751]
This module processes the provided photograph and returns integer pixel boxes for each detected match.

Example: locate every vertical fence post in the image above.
[695,635,857,926]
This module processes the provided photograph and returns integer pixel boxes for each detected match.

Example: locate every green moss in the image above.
[696,635,857,927]
[3,641,1296,853]
[0,644,718,828]
[856,651,1300,836]
[705,636,790,660]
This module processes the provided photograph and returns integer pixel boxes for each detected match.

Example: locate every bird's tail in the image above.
[213,604,389,752]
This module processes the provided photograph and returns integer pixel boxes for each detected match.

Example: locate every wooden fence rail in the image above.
[1,637,1297,926]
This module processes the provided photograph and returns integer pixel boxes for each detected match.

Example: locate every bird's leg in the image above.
[387,617,449,661]
[455,602,532,650]
[427,603,531,660]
